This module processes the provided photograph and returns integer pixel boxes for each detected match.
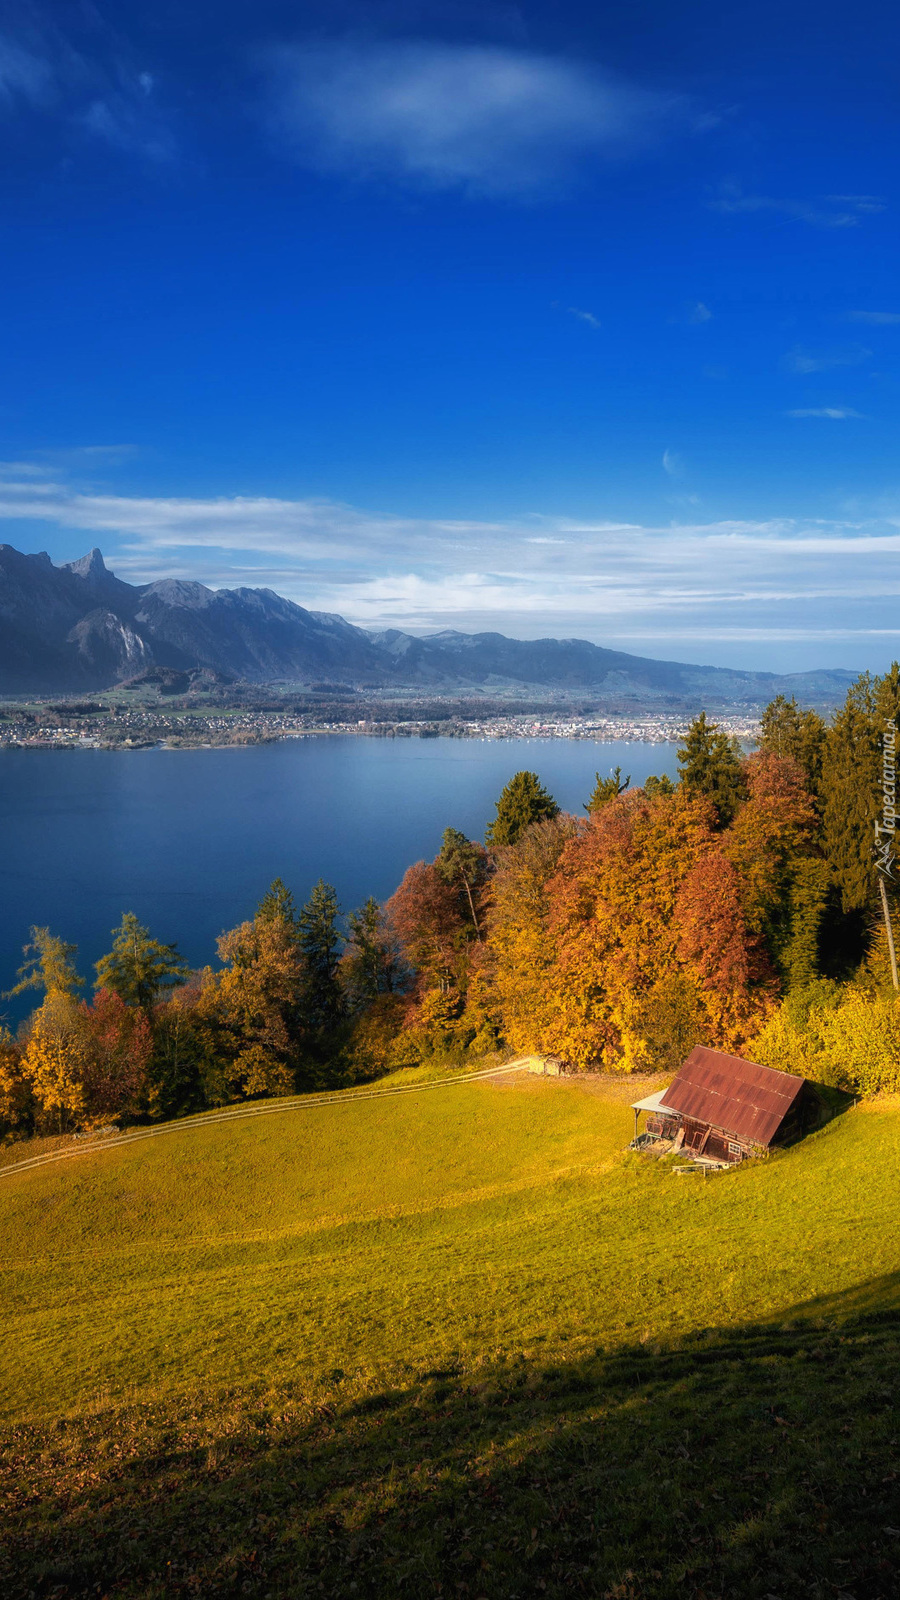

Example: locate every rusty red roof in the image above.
[662,1046,806,1148]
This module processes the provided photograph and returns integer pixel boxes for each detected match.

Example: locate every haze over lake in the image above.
[0,737,679,1015]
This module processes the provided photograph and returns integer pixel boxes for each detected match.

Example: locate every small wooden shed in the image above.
[631,1046,814,1163]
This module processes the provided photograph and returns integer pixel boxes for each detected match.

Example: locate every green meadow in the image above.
[2,1072,899,1598]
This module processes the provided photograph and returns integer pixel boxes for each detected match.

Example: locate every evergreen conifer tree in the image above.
[758,695,826,791]
[344,897,404,1004]
[485,772,559,847]
[435,827,489,937]
[820,665,900,912]
[677,712,746,824]
[256,877,299,928]
[298,880,344,1036]
[643,773,675,799]
[95,913,189,1011]
[584,766,630,813]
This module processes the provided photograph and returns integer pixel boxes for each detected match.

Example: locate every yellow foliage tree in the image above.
[21,995,92,1132]
[0,1030,30,1135]
[751,984,900,1094]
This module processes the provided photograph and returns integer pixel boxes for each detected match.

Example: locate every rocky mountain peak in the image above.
[64,548,109,582]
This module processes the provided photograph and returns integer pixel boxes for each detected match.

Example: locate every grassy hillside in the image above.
[1,1073,899,1598]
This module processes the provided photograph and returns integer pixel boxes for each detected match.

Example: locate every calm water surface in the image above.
[0,737,679,1010]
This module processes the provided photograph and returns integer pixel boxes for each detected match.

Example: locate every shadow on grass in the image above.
[2,1275,899,1599]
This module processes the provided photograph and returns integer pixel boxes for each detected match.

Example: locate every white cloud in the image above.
[784,344,871,374]
[688,301,712,323]
[848,311,900,326]
[709,184,885,229]
[0,34,54,108]
[5,472,900,666]
[0,17,177,167]
[568,307,601,329]
[786,407,862,419]
[260,38,690,197]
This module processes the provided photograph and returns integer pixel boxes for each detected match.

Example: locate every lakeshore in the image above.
[0,701,762,751]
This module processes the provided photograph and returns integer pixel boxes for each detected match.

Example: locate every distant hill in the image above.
[0,541,856,707]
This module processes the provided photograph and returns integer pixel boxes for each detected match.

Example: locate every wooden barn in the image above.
[630,1046,817,1164]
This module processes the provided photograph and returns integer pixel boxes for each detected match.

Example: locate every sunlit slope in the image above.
[1,1076,898,1420]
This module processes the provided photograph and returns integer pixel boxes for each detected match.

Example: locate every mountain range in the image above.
[0,542,856,708]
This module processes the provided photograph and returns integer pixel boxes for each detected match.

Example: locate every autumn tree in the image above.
[386,862,464,991]
[677,712,746,825]
[78,988,153,1121]
[7,927,82,1002]
[533,787,773,1071]
[20,995,92,1132]
[485,771,559,848]
[95,913,188,1011]
[483,814,580,1055]
[724,751,826,989]
[0,1030,31,1136]
[385,852,479,1058]
[197,901,307,1099]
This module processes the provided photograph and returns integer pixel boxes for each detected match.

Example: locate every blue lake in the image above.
[0,736,679,1014]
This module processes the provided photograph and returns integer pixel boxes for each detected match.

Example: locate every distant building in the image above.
[630,1046,820,1164]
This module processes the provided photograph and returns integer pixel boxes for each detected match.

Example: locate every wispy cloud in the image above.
[786,407,863,419]
[568,307,601,329]
[847,310,900,326]
[0,33,54,108]
[80,80,177,165]
[5,469,899,666]
[688,301,712,323]
[0,14,177,167]
[260,38,692,197]
[709,183,886,229]
[784,344,871,374]
[662,449,686,478]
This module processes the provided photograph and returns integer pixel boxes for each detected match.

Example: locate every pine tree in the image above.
[643,773,675,799]
[584,766,630,814]
[298,880,344,1037]
[95,913,188,1011]
[435,827,490,938]
[485,771,559,847]
[677,712,746,824]
[256,877,299,928]
[820,666,900,913]
[344,897,404,1004]
[758,695,826,791]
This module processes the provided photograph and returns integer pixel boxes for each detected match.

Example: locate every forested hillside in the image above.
[3,667,899,1140]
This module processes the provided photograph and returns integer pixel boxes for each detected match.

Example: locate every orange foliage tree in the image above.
[519,788,776,1071]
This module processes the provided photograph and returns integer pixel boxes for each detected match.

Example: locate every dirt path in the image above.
[0,1058,539,1183]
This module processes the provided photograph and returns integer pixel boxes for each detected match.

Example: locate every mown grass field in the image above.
[1,1072,899,1599]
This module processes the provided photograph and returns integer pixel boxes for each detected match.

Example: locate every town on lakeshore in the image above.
[0,692,763,750]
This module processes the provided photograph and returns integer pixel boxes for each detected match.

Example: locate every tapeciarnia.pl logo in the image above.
[875,719,897,879]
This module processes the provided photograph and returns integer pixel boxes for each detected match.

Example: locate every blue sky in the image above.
[1,0,899,670]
